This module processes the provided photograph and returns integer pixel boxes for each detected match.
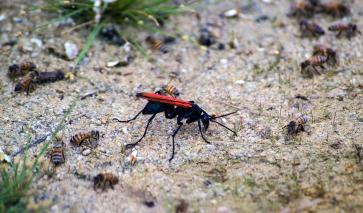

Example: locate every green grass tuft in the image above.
[0,99,77,212]
[41,0,187,66]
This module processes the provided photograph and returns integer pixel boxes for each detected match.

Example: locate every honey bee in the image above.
[50,143,65,166]
[14,72,37,94]
[8,61,36,78]
[300,55,328,77]
[300,19,325,37]
[328,23,360,39]
[288,0,319,18]
[35,71,65,84]
[285,115,309,135]
[70,130,100,148]
[319,1,350,17]
[145,36,168,53]
[156,84,180,97]
[312,44,338,66]
[93,173,119,191]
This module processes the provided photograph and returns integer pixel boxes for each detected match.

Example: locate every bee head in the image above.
[93,174,103,183]
[14,83,22,91]
[8,64,20,74]
[348,24,357,31]
[145,36,154,43]
[299,19,308,27]
[300,61,310,69]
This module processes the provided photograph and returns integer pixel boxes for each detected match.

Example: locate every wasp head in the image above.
[201,113,210,131]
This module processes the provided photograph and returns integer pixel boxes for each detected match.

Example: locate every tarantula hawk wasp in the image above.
[114,92,238,161]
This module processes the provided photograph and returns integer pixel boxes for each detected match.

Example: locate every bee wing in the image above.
[136,92,192,108]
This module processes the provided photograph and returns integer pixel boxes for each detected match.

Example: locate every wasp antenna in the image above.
[211,111,239,119]
[210,120,237,136]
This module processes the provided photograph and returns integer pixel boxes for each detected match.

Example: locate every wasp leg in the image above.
[113,109,143,123]
[198,120,211,144]
[169,124,183,162]
[125,114,156,149]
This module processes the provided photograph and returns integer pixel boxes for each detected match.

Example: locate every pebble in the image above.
[82,149,92,156]
[0,14,6,22]
[64,41,79,60]
[31,38,43,48]
[222,9,240,18]
[213,206,232,213]
[235,80,245,85]
[107,60,121,67]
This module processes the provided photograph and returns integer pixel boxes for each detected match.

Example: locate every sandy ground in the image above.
[1,0,363,212]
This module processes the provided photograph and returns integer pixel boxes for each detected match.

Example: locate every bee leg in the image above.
[169,124,183,162]
[198,120,211,144]
[26,82,33,95]
[110,182,115,190]
[125,114,156,149]
[297,124,305,133]
[336,31,342,38]
[312,66,320,75]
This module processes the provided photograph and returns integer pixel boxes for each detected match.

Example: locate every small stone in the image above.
[220,58,228,65]
[107,60,121,67]
[0,14,5,22]
[235,80,245,85]
[222,9,240,18]
[30,38,43,48]
[100,117,108,124]
[64,41,78,60]
[214,206,232,213]
[82,149,92,156]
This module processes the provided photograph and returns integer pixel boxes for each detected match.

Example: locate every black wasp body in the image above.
[114,92,237,161]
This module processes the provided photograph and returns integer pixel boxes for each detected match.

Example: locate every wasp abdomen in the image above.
[35,71,65,84]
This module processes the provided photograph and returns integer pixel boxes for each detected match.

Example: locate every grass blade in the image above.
[74,21,104,67]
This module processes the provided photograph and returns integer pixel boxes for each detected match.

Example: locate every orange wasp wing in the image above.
[136,92,193,108]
